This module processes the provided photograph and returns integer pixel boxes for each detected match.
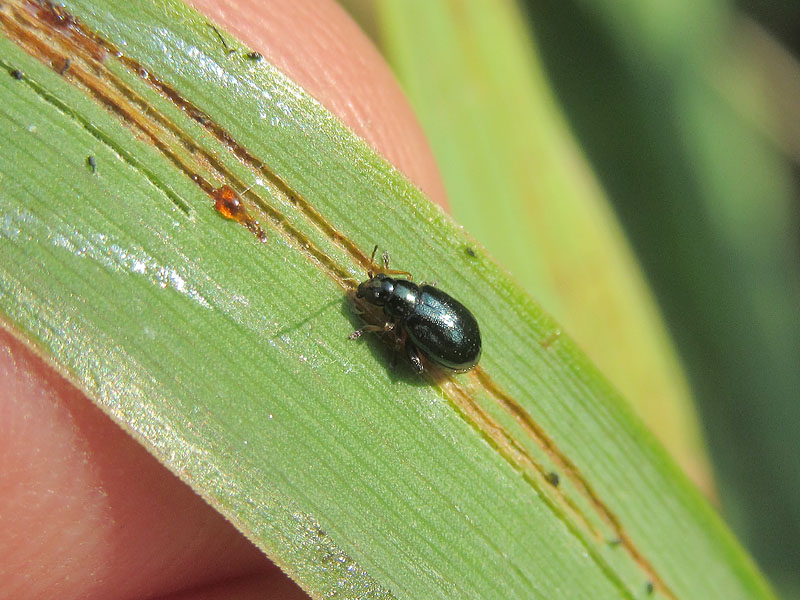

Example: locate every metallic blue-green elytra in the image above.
[356,274,482,372]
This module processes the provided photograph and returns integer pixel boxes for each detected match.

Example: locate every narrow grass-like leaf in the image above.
[0,1,775,598]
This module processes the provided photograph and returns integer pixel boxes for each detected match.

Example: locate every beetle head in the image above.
[356,274,395,306]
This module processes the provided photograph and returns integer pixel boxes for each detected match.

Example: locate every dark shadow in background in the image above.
[738,0,800,57]
[523,0,800,594]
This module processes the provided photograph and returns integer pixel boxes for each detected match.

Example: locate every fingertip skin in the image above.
[0,329,269,599]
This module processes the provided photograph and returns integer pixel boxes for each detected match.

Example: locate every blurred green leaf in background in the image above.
[345,0,800,596]
[525,0,800,596]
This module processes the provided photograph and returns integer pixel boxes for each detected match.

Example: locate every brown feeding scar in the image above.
[0,2,675,597]
[472,367,674,596]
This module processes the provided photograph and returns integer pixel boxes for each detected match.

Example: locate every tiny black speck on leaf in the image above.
[87,155,97,174]
[246,51,263,61]
[545,471,560,487]
[11,69,23,80]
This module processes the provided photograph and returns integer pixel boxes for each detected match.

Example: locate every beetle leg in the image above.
[406,343,424,374]
[395,327,407,348]
[343,277,362,293]
[383,267,413,279]
[349,321,394,340]
[388,328,406,367]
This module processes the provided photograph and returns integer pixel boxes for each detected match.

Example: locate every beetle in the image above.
[350,246,482,373]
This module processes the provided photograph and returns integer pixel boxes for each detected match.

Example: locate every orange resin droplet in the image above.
[213,185,245,221]
[211,184,268,243]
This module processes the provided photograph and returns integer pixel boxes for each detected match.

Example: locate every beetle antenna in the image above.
[363,244,412,279]
[384,267,413,279]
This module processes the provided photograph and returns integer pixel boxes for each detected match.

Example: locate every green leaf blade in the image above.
[0,1,775,599]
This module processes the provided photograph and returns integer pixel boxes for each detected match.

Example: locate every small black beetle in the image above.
[350,247,482,373]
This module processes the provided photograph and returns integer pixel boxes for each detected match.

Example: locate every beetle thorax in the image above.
[384,279,419,320]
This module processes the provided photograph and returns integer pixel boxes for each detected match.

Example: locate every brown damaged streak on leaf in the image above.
[437,378,618,551]
[30,1,374,274]
[107,32,376,272]
[7,1,269,238]
[7,0,355,279]
[472,367,676,599]
[2,2,195,216]
[3,2,676,597]
[439,376,653,600]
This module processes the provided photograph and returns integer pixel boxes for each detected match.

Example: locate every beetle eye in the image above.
[357,275,394,305]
